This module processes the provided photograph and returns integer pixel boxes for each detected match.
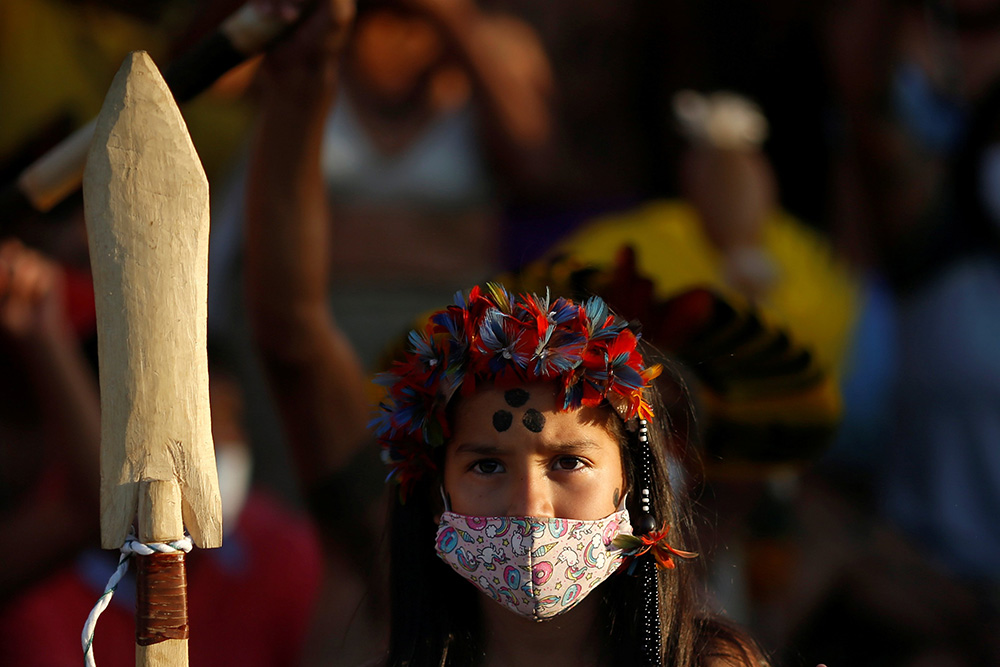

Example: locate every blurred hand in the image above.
[396,0,553,99]
[0,240,67,342]
[397,0,472,21]
[253,0,355,77]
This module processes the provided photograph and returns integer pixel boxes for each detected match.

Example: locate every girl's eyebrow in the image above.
[453,443,504,455]
[546,440,602,453]
[453,440,603,455]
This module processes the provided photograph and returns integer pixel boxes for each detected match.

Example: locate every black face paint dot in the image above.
[504,388,530,407]
[613,488,621,507]
[522,409,545,433]
[493,410,513,432]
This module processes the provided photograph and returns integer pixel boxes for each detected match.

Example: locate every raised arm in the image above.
[243,0,369,489]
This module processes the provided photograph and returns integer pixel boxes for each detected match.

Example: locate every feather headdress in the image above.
[371,283,661,497]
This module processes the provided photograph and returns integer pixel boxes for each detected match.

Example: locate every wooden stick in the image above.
[16,119,97,214]
[1,1,305,223]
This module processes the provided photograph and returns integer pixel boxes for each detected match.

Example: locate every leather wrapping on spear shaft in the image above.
[136,479,189,649]
[136,553,189,645]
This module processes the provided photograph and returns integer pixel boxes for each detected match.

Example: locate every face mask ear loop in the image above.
[617,492,629,512]
[440,485,452,512]
[636,419,662,665]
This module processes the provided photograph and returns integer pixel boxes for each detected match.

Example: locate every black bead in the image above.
[635,513,658,535]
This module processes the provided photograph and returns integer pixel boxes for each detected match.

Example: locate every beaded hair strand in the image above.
[637,419,662,665]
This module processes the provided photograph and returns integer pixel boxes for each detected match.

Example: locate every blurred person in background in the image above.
[0,239,101,602]
[210,0,554,370]
[765,1,1000,665]
[319,0,553,364]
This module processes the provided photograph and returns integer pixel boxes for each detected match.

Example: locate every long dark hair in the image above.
[383,355,766,667]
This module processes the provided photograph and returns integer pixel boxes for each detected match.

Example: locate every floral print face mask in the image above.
[435,509,632,621]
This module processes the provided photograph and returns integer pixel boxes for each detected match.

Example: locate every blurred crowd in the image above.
[2,0,1000,665]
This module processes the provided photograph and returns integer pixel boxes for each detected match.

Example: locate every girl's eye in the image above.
[471,459,505,475]
[553,456,585,471]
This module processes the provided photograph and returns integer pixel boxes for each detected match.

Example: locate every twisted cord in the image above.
[82,534,193,667]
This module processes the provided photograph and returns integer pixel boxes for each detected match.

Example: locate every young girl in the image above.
[243,3,766,664]
[371,285,766,666]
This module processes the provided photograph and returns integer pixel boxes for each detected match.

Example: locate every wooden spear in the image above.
[82,50,222,666]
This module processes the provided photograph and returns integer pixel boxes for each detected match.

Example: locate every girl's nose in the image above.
[507,472,554,518]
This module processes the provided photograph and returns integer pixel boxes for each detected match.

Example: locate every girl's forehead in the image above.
[450,384,618,443]
[454,384,557,417]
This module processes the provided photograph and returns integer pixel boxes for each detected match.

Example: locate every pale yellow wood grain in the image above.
[135,645,189,667]
[138,479,184,543]
[83,50,222,550]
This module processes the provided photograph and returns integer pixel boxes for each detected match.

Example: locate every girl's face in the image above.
[443,384,626,520]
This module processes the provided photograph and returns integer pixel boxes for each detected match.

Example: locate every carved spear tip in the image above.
[84,50,221,551]
[84,51,209,226]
